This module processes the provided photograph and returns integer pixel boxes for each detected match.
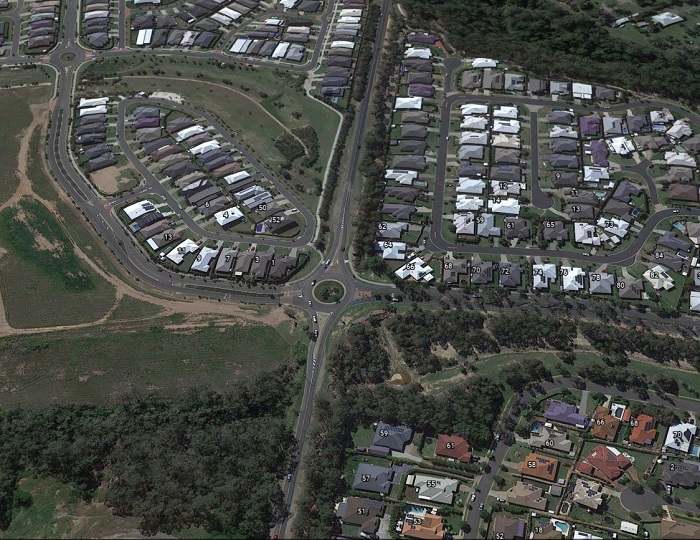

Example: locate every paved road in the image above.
[528,110,554,209]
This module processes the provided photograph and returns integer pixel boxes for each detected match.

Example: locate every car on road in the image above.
[313,315,317,323]
[311,280,316,286]
[470,493,476,502]
[673,209,680,213]
[324,259,331,268]
[313,329,318,338]
[307,300,312,306]
[286,474,292,481]
[479,503,484,510]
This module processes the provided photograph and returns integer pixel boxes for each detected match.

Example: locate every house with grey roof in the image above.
[377,221,409,240]
[380,203,416,221]
[442,257,470,286]
[528,78,548,95]
[477,213,501,237]
[499,263,523,287]
[529,425,573,453]
[579,115,602,137]
[589,272,615,294]
[617,277,644,300]
[401,124,428,139]
[483,69,504,90]
[373,422,413,451]
[612,181,641,202]
[386,186,421,203]
[504,72,526,92]
[543,221,569,241]
[589,139,609,167]
[626,114,649,133]
[658,232,692,252]
[663,460,700,488]
[564,204,595,220]
[336,497,384,536]
[353,463,394,494]
[551,138,578,153]
[458,145,484,161]
[406,474,459,505]
[459,164,487,177]
[504,217,530,239]
[595,87,617,101]
[494,147,520,164]
[603,116,623,136]
[546,110,574,124]
[549,154,579,169]
[391,155,426,171]
[550,81,570,95]
[461,70,482,89]
[402,111,429,124]
[553,171,579,188]
[215,247,238,274]
[603,198,633,220]
[470,260,494,284]
[491,165,522,182]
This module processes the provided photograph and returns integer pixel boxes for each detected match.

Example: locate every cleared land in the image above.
[0,65,55,88]
[80,57,340,210]
[0,319,307,407]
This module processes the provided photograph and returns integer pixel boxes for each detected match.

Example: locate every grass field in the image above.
[0,89,35,205]
[0,322,305,407]
[106,295,165,321]
[0,198,117,328]
[0,65,55,88]
[80,57,340,210]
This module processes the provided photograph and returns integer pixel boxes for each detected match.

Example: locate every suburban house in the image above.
[470,261,494,284]
[663,460,700,488]
[372,422,413,452]
[499,262,523,287]
[435,434,472,463]
[544,400,587,428]
[532,263,558,290]
[669,184,700,203]
[617,277,645,300]
[590,406,621,441]
[405,474,459,505]
[352,463,394,494]
[542,221,569,242]
[576,445,631,481]
[579,115,602,137]
[571,478,603,510]
[643,265,675,291]
[561,266,587,292]
[518,453,559,482]
[504,217,530,240]
[401,511,446,540]
[661,519,700,540]
[664,423,698,453]
[547,110,574,124]
[589,272,615,295]
[492,516,526,539]
[506,481,548,511]
[529,425,572,453]
[335,497,384,536]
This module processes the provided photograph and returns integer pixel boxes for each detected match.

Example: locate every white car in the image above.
[307,300,312,306]
[470,493,476,502]
[673,209,680,213]
[313,315,317,323]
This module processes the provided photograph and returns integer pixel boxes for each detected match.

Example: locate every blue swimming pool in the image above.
[553,521,570,534]
[530,421,542,433]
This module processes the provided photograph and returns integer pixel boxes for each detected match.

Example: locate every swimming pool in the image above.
[553,520,570,534]
[530,421,542,433]
[406,505,427,516]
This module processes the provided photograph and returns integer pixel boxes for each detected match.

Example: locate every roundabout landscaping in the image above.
[313,280,345,304]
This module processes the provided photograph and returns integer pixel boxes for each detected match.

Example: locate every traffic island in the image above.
[313,280,345,304]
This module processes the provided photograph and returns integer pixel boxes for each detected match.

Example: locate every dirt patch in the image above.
[90,166,121,195]
[431,342,458,359]
[378,325,412,380]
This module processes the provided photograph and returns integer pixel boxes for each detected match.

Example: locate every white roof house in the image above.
[219,7,242,19]
[224,171,251,185]
[572,83,593,100]
[609,136,635,155]
[652,12,684,27]
[691,291,700,312]
[166,239,199,265]
[83,10,108,19]
[493,119,521,134]
[136,28,153,46]
[123,200,156,221]
[456,178,486,194]
[79,97,109,108]
[456,195,484,212]
[597,216,630,238]
[620,522,639,536]
[79,105,108,117]
[330,40,355,49]
[174,125,205,142]
[338,16,361,24]
[490,181,523,196]
[406,474,459,505]
[493,105,518,119]
[574,222,600,246]
[533,263,557,289]
[461,116,488,131]
[394,97,423,110]
[211,12,233,25]
[664,423,697,453]
[650,110,674,124]
[460,132,489,146]
[453,213,476,235]
[378,241,407,260]
[665,151,697,168]
[667,120,693,140]
[472,58,498,68]
[190,246,220,273]
[214,206,244,228]
[272,42,291,59]
[584,166,610,183]
[339,8,362,16]
[189,140,221,155]
[395,257,434,282]
[460,103,489,115]
[550,126,579,139]
[561,266,586,292]
[488,197,520,215]
[385,169,418,185]
[643,264,675,290]
[230,37,252,53]
[405,47,432,59]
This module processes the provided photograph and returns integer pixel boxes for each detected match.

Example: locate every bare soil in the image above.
[90,165,121,194]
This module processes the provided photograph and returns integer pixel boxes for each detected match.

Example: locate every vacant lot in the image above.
[81,57,340,210]
[0,322,306,407]
[0,65,55,89]
[0,89,38,205]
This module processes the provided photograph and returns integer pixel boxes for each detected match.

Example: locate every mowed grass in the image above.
[1,476,141,539]
[81,57,340,209]
[0,198,116,328]
[0,65,55,88]
[0,323,301,407]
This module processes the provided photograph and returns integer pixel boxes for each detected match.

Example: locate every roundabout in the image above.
[313,279,346,304]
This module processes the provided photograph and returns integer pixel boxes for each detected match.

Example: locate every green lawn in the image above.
[0,88,36,205]
[0,323,305,407]
[0,65,55,88]
[106,295,165,321]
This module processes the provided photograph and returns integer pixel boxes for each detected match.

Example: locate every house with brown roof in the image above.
[531,523,564,539]
[518,452,560,483]
[492,516,526,539]
[335,497,384,536]
[661,519,700,539]
[401,512,446,540]
[505,481,548,511]
[576,445,631,481]
[590,406,621,442]
[629,414,657,446]
[669,183,700,203]
[435,434,472,463]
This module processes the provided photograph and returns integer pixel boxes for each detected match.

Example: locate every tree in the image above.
[629,481,644,495]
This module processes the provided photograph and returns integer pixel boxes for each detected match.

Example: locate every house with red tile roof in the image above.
[629,414,657,446]
[435,434,472,463]
[576,445,631,481]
